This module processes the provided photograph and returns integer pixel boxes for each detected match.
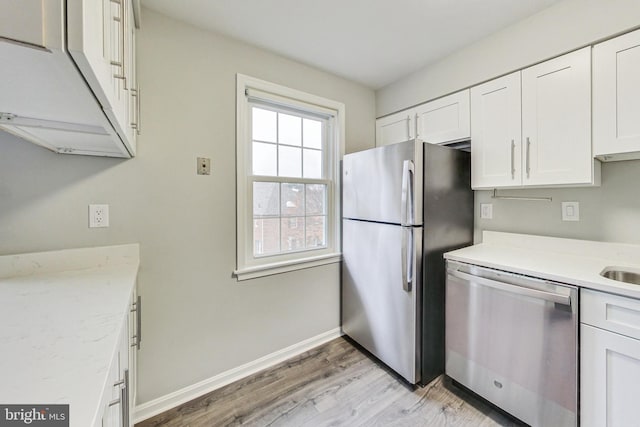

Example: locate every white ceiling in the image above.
[142,0,562,89]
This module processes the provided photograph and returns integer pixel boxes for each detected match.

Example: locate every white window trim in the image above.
[234,74,345,281]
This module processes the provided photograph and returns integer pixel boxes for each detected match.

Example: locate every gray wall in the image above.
[376,0,640,246]
[475,160,640,244]
[377,0,640,117]
[0,9,375,404]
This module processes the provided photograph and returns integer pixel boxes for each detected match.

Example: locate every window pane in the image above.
[281,217,305,252]
[303,149,322,179]
[303,118,322,149]
[281,183,304,217]
[252,107,277,142]
[253,182,279,217]
[278,145,302,178]
[305,184,326,215]
[278,113,302,146]
[306,216,326,248]
[253,142,277,176]
[254,218,280,255]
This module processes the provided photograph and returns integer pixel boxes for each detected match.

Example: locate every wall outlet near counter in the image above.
[480,203,493,219]
[562,202,580,221]
[89,204,109,228]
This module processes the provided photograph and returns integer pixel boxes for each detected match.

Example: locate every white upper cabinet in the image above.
[68,0,137,155]
[375,112,413,147]
[0,0,139,158]
[376,90,470,147]
[0,0,54,48]
[521,47,595,186]
[414,90,470,144]
[471,47,599,189]
[471,72,522,188]
[593,28,640,161]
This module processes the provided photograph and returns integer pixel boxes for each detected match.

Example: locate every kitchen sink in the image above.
[601,267,640,285]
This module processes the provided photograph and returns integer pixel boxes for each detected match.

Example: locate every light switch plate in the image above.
[480,203,493,219]
[89,204,109,228]
[197,157,211,175]
[562,202,580,221]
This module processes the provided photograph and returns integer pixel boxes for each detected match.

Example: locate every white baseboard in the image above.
[134,327,343,423]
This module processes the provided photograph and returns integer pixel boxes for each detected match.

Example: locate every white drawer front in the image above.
[581,289,640,340]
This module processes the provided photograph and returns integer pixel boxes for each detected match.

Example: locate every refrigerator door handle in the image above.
[401,160,415,226]
[401,227,413,292]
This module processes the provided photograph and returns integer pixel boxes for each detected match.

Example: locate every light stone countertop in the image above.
[0,244,139,427]
[445,231,640,299]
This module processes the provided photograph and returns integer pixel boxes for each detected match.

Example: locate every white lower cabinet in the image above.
[100,292,139,427]
[581,290,640,427]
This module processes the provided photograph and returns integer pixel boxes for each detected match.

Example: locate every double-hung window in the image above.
[235,75,345,280]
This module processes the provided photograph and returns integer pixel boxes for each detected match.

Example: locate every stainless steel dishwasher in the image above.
[445,260,578,427]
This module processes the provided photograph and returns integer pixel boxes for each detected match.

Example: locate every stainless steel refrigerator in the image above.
[341,139,473,385]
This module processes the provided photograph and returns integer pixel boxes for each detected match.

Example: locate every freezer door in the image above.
[342,219,422,383]
[343,139,423,225]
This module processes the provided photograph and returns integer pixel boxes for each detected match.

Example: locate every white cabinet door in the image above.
[0,0,46,47]
[594,29,640,160]
[415,90,470,144]
[471,72,522,189]
[581,324,640,427]
[375,111,413,147]
[101,356,121,427]
[68,0,134,155]
[67,0,122,115]
[0,1,64,50]
[521,47,593,186]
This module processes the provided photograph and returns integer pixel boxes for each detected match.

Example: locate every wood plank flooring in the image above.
[137,337,523,427]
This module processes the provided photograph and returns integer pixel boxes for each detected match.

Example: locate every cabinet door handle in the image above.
[130,87,141,134]
[526,137,531,178]
[510,139,515,179]
[130,295,142,350]
[112,0,128,90]
[138,87,142,134]
[130,88,138,130]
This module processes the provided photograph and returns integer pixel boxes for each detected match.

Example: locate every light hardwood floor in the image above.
[137,337,523,427]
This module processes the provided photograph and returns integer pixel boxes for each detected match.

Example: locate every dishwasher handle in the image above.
[448,269,572,306]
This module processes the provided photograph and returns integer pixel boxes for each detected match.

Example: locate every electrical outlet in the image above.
[197,157,211,175]
[89,204,109,228]
[562,202,580,221]
[480,203,493,219]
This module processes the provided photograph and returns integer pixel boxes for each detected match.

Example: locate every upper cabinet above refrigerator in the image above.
[0,0,141,158]
[375,90,470,148]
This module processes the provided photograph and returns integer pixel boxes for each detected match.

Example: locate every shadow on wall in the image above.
[0,131,126,252]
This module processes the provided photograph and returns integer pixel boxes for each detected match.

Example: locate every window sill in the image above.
[234,253,342,281]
